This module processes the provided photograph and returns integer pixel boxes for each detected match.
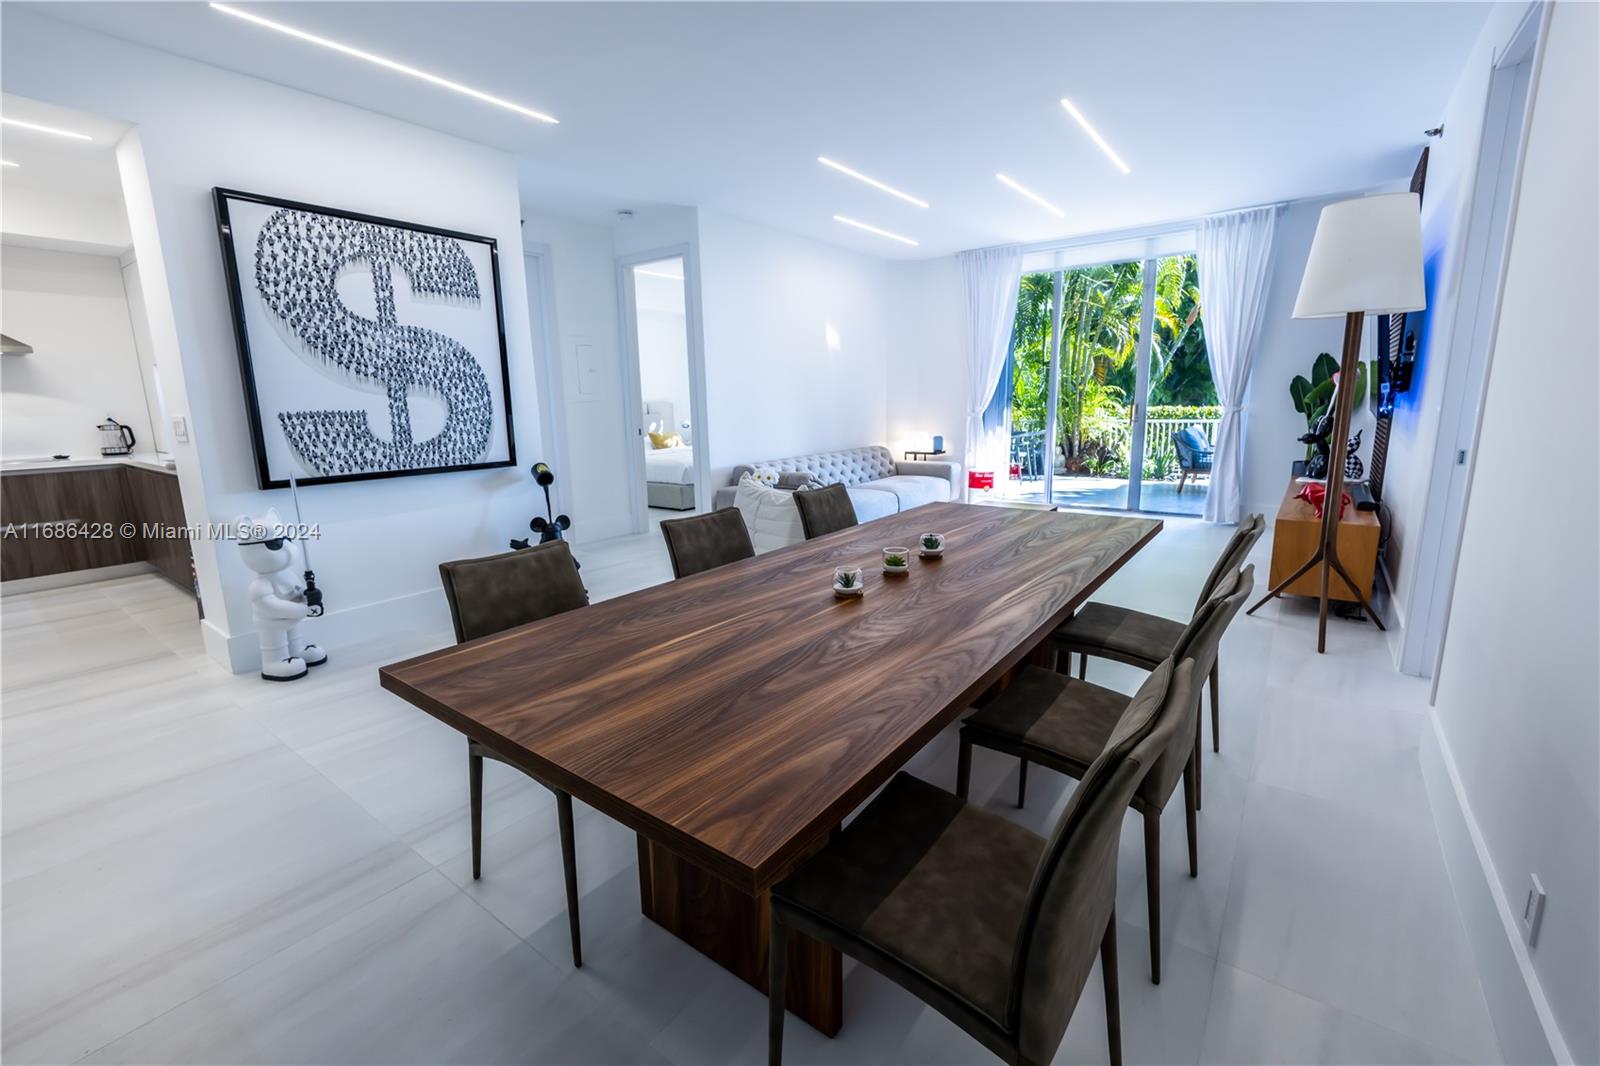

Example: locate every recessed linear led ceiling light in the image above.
[635,268,683,281]
[996,174,1065,218]
[209,3,559,124]
[1,160,18,168]
[832,215,918,247]
[0,117,92,141]
[1059,98,1130,175]
[817,157,929,209]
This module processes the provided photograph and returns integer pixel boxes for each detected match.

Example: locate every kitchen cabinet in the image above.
[1,462,194,593]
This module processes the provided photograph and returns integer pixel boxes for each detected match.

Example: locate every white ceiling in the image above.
[0,93,129,202]
[24,2,1489,259]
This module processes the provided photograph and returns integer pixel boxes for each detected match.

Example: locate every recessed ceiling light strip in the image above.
[1,160,18,168]
[817,157,929,209]
[0,117,92,141]
[1059,98,1130,175]
[635,268,684,281]
[208,3,559,124]
[995,173,1065,218]
[832,215,918,247]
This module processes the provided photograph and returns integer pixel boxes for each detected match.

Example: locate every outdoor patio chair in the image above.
[1172,426,1213,494]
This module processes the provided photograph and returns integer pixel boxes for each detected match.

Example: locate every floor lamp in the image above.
[1247,192,1426,652]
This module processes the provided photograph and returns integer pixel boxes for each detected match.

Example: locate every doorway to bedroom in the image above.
[618,250,706,531]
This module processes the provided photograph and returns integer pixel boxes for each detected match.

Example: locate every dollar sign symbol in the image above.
[254,208,494,477]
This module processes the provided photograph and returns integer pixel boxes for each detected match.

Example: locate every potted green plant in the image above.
[919,532,945,558]
[833,566,864,598]
[881,548,910,575]
[1290,352,1369,460]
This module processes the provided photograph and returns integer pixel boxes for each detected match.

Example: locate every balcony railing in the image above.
[1009,418,1219,481]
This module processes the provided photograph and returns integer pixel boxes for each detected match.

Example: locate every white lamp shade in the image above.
[1293,192,1426,318]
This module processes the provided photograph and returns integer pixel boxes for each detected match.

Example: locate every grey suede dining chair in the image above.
[957,566,1254,985]
[793,482,859,540]
[769,657,1198,1066]
[1055,513,1265,755]
[438,539,589,967]
[660,507,756,579]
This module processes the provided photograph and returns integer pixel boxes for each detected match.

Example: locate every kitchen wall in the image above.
[0,244,157,459]
[2,9,545,671]
[695,209,890,487]
[1427,5,1598,1063]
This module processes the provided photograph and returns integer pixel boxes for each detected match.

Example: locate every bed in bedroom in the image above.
[644,400,697,510]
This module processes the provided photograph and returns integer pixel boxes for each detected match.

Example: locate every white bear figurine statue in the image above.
[236,508,327,681]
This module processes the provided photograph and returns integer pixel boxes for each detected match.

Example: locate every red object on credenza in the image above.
[1009,463,1022,480]
[968,471,995,490]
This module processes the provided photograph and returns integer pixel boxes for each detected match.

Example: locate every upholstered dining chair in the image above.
[438,540,589,967]
[769,658,1194,1066]
[1055,513,1265,755]
[660,507,756,579]
[793,482,859,540]
[957,566,1254,985]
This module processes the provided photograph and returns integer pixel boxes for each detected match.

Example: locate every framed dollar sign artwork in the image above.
[213,188,517,489]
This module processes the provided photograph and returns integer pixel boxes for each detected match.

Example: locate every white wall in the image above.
[696,210,889,487]
[0,244,156,459]
[1431,5,1598,1062]
[634,269,691,435]
[0,184,131,254]
[521,208,631,540]
[885,255,965,462]
[2,10,543,670]
[1382,3,1534,641]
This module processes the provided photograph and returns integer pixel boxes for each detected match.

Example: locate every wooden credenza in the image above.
[1267,479,1380,603]
[1,462,194,592]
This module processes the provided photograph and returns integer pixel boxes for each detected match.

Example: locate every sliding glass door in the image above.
[997,253,1216,515]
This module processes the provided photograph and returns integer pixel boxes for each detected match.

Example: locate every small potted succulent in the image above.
[882,547,910,575]
[919,532,945,558]
[833,565,864,598]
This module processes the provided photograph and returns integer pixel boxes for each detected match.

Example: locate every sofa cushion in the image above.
[733,475,804,553]
[846,487,899,523]
[861,475,951,511]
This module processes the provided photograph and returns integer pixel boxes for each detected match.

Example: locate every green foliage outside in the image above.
[1008,256,1216,480]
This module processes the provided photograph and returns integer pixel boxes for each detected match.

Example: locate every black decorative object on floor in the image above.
[511,462,576,568]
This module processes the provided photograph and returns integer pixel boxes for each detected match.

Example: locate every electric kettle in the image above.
[98,417,136,456]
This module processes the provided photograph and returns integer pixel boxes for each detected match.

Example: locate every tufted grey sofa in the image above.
[712,445,961,521]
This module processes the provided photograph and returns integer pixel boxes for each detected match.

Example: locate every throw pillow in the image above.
[647,430,685,449]
[776,471,820,491]
[733,474,804,552]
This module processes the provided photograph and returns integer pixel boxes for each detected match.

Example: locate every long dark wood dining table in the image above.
[379,501,1161,1035]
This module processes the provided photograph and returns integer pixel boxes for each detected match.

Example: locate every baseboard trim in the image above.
[1419,709,1572,1065]
[1,561,156,596]
[203,587,452,675]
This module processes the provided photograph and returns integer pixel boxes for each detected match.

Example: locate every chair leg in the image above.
[1184,752,1199,878]
[1101,911,1122,1066]
[1016,758,1029,808]
[556,790,583,968]
[1143,809,1161,984]
[1209,660,1221,754]
[1078,652,1087,680]
[1193,706,1203,811]
[956,735,972,800]
[768,915,788,1066]
[468,745,484,881]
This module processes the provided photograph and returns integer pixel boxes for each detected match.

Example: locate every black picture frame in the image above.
[213,187,516,489]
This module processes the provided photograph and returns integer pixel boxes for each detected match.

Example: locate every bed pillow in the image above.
[647,431,685,449]
[733,474,805,553]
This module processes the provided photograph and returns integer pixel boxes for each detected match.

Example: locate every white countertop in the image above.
[0,453,178,475]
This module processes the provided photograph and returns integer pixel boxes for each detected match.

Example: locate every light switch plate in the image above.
[1520,874,1545,947]
[171,416,190,444]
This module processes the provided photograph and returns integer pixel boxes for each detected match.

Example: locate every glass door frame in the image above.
[1035,256,1161,512]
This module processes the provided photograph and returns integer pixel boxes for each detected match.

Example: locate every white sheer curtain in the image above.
[959,245,1024,483]
[1196,206,1278,524]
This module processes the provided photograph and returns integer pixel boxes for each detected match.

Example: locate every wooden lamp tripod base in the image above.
[1246,310,1386,653]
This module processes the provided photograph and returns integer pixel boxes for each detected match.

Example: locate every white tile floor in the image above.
[1,516,1502,1065]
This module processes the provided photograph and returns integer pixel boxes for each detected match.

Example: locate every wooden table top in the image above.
[380,502,1161,892]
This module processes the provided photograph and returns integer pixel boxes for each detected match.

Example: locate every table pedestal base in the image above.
[637,837,843,1036]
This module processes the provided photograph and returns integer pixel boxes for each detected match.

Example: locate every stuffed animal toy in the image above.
[236,508,326,681]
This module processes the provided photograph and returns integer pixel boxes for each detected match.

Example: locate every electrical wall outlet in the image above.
[1520,874,1546,947]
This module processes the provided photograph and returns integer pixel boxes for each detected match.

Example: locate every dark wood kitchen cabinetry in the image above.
[1,464,194,593]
